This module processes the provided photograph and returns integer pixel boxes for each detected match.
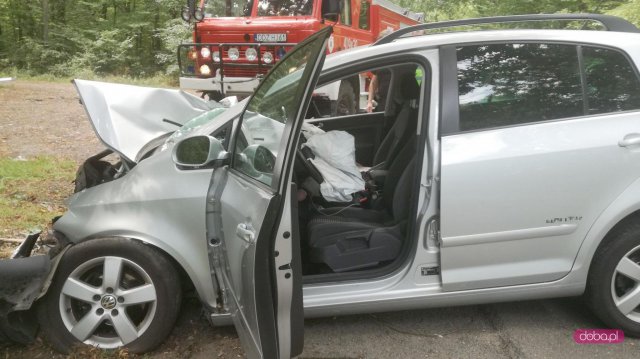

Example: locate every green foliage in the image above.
[0,0,188,77]
[0,0,639,78]
[396,0,638,26]
[155,19,192,75]
[0,156,76,238]
[608,0,640,25]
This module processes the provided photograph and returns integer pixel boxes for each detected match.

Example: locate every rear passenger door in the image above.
[439,42,640,291]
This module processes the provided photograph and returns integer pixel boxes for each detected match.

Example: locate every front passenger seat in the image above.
[306,141,417,272]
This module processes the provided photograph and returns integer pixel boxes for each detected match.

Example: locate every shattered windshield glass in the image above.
[165,107,228,146]
[257,0,313,16]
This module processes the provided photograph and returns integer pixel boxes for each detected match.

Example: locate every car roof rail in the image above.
[374,13,640,46]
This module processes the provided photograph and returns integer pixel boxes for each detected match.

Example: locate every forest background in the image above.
[0,0,639,83]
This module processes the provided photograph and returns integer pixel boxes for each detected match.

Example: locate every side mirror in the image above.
[172,135,229,169]
[253,146,276,173]
[321,0,341,20]
[237,144,276,174]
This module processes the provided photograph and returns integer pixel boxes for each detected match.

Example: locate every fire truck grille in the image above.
[219,66,270,77]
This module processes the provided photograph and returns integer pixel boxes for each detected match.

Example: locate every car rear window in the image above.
[456,43,583,132]
[583,46,640,115]
[455,43,640,133]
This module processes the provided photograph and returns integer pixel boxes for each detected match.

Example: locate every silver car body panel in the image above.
[52,29,640,327]
[53,102,245,307]
[440,111,640,291]
[54,148,219,305]
[74,79,218,162]
[213,168,274,358]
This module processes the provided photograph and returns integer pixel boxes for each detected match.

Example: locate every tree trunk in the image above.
[42,0,49,45]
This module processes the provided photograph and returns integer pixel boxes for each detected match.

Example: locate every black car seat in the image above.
[306,137,417,272]
[370,71,420,169]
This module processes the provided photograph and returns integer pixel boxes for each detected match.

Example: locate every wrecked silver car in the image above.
[0,79,230,348]
[4,14,640,358]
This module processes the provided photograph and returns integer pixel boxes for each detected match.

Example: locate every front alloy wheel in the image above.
[59,256,157,348]
[38,238,181,354]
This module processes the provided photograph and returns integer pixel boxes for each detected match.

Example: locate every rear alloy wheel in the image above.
[610,244,640,323]
[587,223,640,337]
[38,238,181,353]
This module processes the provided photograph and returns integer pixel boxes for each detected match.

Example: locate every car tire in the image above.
[205,90,224,102]
[37,238,182,354]
[586,222,640,337]
[336,81,356,116]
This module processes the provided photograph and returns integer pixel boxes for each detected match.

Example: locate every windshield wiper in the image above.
[163,118,182,127]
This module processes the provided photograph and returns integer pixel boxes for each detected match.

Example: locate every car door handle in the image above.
[236,223,256,244]
[619,133,640,148]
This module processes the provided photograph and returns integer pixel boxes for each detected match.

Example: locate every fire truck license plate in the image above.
[254,33,287,42]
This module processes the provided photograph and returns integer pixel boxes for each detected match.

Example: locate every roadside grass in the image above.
[0,156,76,242]
[0,242,16,258]
[0,68,178,88]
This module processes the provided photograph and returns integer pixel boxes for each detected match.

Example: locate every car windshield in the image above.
[257,0,313,16]
[206,0,252,17]
[165,107,228,144]
[234,28,328,186]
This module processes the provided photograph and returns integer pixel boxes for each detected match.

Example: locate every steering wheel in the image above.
[297,134,324,183]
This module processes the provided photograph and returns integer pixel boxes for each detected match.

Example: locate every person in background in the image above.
[366,69,390,113]
[366,29,394,113]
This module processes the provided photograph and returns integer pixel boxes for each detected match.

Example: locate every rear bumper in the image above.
[0,232,61,344]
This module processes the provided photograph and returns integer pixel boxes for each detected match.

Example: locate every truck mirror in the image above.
[322,0,341,21]
[194,8,205,21]
[181,5,192,22]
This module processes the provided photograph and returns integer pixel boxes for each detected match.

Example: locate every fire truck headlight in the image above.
[228,47,240,61]
[262,51,274,64]
[199,64,212,76]
[212,51,221,63]
[245,48,258,61]
[200,47,211,59]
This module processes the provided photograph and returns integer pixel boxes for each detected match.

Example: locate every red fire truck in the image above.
[177,0,422,107]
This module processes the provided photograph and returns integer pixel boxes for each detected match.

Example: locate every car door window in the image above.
[583,46,640,115]
[234,34,327,186]
[457,43,583,131]
[308,69,393,119]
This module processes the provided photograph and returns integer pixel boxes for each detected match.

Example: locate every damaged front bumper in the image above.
[0,231,68,344]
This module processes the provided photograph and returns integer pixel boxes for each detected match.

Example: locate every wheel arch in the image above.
[61,233,218,309]
[570,176,640,286]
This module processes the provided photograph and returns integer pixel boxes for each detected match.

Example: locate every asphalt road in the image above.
[295,297,639,358]
[175,295,640,358]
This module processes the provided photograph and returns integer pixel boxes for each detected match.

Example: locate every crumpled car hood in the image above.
[73,79,220,163]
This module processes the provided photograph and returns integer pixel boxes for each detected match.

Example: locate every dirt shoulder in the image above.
[0,80,103,161]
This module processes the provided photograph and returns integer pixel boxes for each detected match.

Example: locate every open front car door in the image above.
[205,27,332,358]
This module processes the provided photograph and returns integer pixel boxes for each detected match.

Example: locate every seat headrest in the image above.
[389,71,421,112]
[400,72,420,101]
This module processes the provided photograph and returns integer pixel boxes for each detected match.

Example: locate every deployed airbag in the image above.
[303,131,365,202]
